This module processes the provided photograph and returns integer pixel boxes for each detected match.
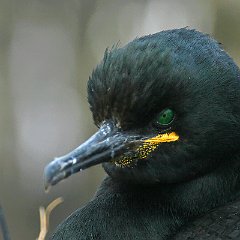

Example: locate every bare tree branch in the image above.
[0,204,11,240]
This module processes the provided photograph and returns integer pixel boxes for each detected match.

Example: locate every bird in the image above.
[44,28,240,239]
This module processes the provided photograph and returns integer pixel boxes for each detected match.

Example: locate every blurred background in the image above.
[0,0,239,239]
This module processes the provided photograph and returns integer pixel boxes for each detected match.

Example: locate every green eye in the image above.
[156,108,174,126]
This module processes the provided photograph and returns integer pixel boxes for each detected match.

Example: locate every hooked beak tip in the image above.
[44,159,62,190]
[44,184,51,193]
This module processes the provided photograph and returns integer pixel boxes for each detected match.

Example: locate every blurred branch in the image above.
[0,204,11,240]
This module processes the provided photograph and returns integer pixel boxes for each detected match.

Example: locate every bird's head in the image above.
[44,29,240,189]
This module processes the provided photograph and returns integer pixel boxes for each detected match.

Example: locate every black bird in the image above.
[44,28,240,239]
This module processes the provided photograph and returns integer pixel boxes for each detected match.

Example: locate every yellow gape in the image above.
[115,132,179,167]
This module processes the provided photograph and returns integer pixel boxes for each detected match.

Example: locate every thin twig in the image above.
[37,197,63,240]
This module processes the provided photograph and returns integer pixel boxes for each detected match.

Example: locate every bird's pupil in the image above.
[157,109,174,125]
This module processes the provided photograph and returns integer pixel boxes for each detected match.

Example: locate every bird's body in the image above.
[52,175,240,239]
[45,29,240,239]
[174,198,240,239]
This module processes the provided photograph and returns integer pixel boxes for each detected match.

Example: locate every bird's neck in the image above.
[94,160,240,239]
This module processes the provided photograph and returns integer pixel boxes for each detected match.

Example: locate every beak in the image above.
[44,121,179,190]
[44,121,141,190]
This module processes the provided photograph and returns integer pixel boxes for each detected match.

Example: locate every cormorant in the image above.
[44,28,240,239]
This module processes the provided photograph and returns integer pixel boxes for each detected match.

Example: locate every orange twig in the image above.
[37,197,63,240]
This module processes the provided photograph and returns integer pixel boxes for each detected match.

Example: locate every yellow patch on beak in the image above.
[115,132,179,167]
[144,132,179,144]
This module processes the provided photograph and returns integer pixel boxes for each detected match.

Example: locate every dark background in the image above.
[0,0,239,239]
